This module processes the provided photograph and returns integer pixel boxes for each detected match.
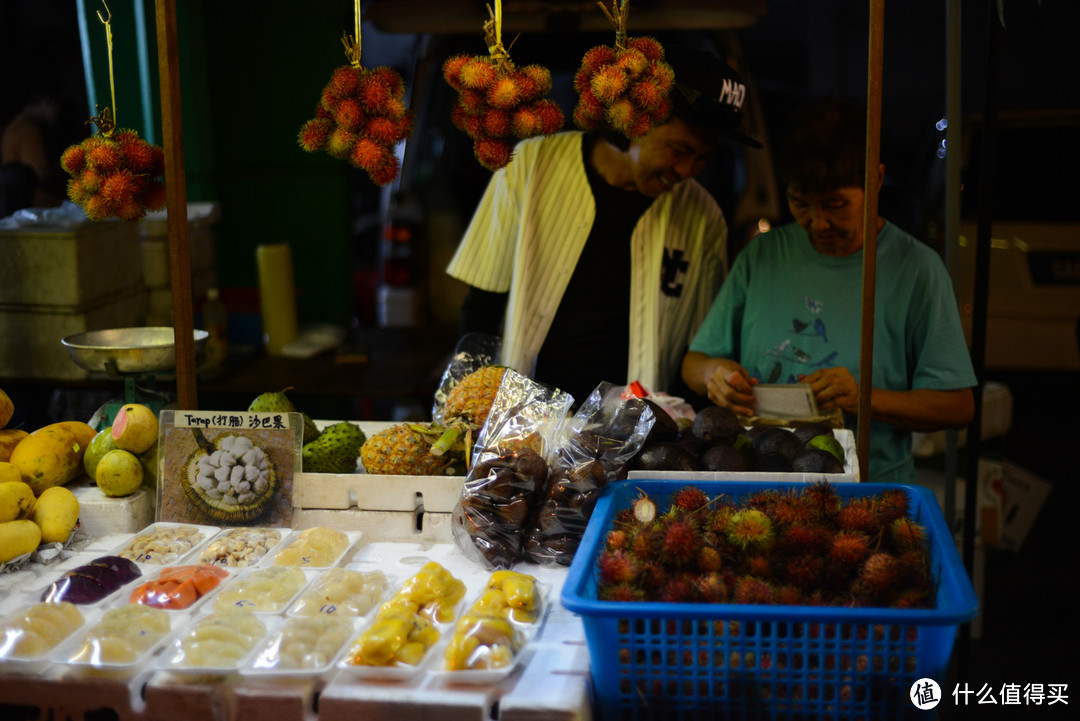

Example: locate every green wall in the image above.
[79,0,356,328]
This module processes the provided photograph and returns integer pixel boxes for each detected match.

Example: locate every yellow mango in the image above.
[31,486,80,544]
[53,421,97,450]
[0,480,36,522]
[0,388,13,429]
[0,429,29,463]
[0,519,42,564]
[10,423,88,495]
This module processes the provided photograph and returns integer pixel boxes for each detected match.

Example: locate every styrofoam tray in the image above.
[286,567,392,619]
[209,566,319,615]
[0,601,91,669]
[126,563,235,613]
[154,608,278,675]
[50,604,180,670]
[194,526,291,568]
[28,555,146,610]
[110,522,218,565]
[263,528,363,569]
[241,614,357,677]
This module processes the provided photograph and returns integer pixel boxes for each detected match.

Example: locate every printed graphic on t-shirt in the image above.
[660,248,688,297]
[755,295,835,383]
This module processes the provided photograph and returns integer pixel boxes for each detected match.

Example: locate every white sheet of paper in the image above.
[753,384,819,418]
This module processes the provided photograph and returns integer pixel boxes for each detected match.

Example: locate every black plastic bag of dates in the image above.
[524,382,656,566]
[450,369,573,570]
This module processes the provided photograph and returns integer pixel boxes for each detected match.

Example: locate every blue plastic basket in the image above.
[561,480,979,721]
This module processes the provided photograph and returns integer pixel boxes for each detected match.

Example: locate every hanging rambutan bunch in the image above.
[572,2,674,140]
[298,13,413,186]
[61,108,167,222]
[442,2,564,171]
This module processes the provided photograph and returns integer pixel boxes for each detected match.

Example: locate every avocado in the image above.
[792,447,844,474]
[633,441,699,472]
[641,399,681,444]
[751,427,803,471]
[700,443,748,472]
[792,422,835,446]
[691,406,741,445]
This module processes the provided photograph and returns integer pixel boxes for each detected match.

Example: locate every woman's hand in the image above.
[798,367,858,414]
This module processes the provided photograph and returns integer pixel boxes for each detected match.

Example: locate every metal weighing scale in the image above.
[60,327,209,430]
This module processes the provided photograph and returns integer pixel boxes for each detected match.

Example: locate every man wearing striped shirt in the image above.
[446,46,762,404]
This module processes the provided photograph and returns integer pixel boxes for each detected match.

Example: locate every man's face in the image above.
[626,117,716,198]
[786,186,866,257]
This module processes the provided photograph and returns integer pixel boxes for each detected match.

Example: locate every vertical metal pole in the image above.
[857,0,885,483]
[154,0,197,410]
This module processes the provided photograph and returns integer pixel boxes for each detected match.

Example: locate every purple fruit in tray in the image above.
[84,555,142,585]
[41,572,110,604]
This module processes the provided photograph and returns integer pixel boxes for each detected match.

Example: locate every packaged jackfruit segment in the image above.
[0,602,85,661]
[214,566,309,613]
[273,527,350,568]
[64,604,171,665]
[158,608,268,671]
[247,615,353,673]
[288,568,388,618]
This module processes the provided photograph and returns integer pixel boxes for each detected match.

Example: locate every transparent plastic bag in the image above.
[431,332,502,423]
[450,370,573,570]
[524,382,656,566]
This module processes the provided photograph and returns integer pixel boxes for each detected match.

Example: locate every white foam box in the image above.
[67,476,156,537]
[0,219,142,307]
[0,286,149,379]
[628,427,860,484]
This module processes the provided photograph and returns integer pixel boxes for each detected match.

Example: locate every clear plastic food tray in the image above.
[154,608,278,675]
[0,601,89,669]
[126,564,235,613]
[111,522,218,565]
[196,526,290,568]
[210,566,318,615]
[264,528,362,569]
[241,614,357,677]
[28,554,145,610]
[286,567,391,619]
[50,604,178,670]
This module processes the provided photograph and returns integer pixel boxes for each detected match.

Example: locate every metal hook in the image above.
[97,0,111,25]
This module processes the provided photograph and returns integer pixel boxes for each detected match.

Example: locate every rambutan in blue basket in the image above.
[561,480,979,721]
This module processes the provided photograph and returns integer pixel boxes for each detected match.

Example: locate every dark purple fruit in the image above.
[792,447,844,474]
[633,441,699,472]
[691,406,741,445]
[792,422,836,446]
[701,444,748,472]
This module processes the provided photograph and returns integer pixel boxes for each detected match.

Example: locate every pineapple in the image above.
[360,423,464,475]
[432,366,508,457]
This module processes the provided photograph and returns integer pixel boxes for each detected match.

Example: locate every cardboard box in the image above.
[0,220,142,307]
[138,202,220,289]
[0,286,149,380]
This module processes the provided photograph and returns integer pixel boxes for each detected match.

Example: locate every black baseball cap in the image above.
[665,46,763,148]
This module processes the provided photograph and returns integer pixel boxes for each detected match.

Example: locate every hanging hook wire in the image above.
[93,0,118,135]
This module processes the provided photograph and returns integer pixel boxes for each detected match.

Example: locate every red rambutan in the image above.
[367,154,401,187]
[87,140,121,172]
[600,583,644,602]
[459,57,497,90]
[450,104,469,132]
[694,572,728,603]
[725,509,773,551]
[743,554,772,579]
[775,585,804,606]
[605,529,629,552]
[606,99,638,134]
[629,78,666,113]
[461,113,485,138]
[334,98,365,132]
[629,526,659,558]
[83,194,108,221]
[297,118,332,151]
[733,576,774,605]
[597,549,639,585]
[837,498,880,537]
[858,552,901,598]
[349,137,385,171]
[100,170,138,205]
[482,108,511,138]
[638,559,667,590]
[580,45,617,75]
[486,74,521,110]
[383,96,408,121]
[457,88,488,116]
[442,55,470,90]
[66,178,86,203]
[328,65,361,100]
[327,128,356,159]
[646,61,675,92]
[632,493,657,524]
[473,136,513,171]
[658,575,697,603]
[590,65,629,104]
[358,76,392,114]
[672,486,710,513]
[828,530,871,568]
[80,169,103,195]
[890,518,927,552]
[783,554,824,589]
[661,518,699,566]
[60,144,86,175]
[614,47,649,78]
[877,489,911,525]
[802,481,840,519]
[782,523,832,554]
[519,64,552,98]
[891,588,932,610]
[320,87,340,113]
[510,107,541,138]
[627,36,664,62]
[116,197,146,222]
[697,546,722,573]
[364,116,401,146]
[534,99,564,134]
[369,66,405,97]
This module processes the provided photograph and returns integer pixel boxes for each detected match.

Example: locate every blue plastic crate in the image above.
[561,480,979,721]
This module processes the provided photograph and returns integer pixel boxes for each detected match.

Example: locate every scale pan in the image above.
[61,327,209,375]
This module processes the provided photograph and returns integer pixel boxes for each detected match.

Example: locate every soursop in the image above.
[248,388,321,444]
[302,421,366,474]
